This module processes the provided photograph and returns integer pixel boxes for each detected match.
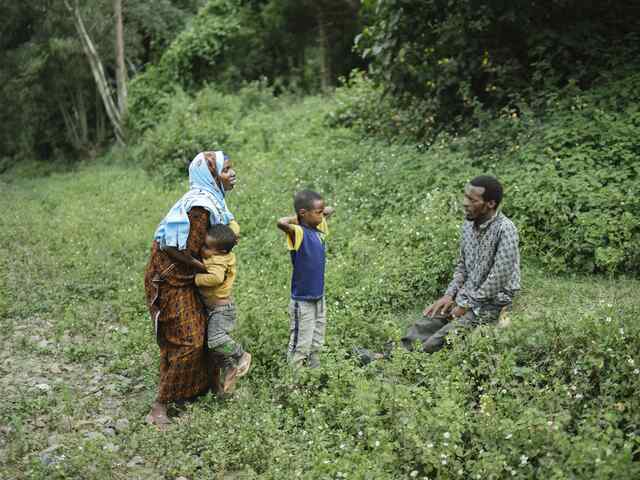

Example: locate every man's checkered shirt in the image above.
[445,212,521,309]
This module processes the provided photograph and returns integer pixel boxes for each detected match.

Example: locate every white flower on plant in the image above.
[427,443,434,449]
[505,433,512,440]
[576,393,583,400]
[605,316,612,323]
[633,369,639,375]
[441,460,448,465]
[627,358,635,366]
[443,432,451,439]
[358,431,363,437]
[340,443,346,449]
[375,440,380,447]
[520,455,528,466]
[410,471,418,478]
[619,328,625,336]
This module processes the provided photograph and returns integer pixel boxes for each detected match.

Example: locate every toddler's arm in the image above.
[195,260,226,287]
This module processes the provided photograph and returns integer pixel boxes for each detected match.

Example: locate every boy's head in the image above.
[294,190,325,228]
[204,224,238,254]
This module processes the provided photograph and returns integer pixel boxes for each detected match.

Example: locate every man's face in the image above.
[299,199,325,228]
[463,184,494,221]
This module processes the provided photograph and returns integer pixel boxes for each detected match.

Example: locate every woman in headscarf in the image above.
[144,151,238,427]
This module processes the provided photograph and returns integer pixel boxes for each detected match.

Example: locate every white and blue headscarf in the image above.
[154,151,234,250]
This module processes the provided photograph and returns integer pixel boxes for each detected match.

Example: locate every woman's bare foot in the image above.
[145,402,171,429]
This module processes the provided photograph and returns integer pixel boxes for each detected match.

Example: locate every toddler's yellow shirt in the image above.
[195,252,236,307]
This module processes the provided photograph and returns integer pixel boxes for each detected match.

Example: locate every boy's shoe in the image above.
[236,352,252,378]
[222,353,252,394]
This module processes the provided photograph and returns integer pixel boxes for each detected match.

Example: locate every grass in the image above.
[1,95,639,479]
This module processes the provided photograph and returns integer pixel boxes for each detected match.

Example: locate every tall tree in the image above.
[114,0,127,119]
[65,0,125,145]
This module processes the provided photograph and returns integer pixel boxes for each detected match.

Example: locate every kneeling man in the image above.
[403,175,520,353]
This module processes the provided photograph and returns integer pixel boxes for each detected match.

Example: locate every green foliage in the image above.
[357,0,640,136]
[329,71,437,143]
[2,135,639,477]
[330,70,640,273]
[131,80,278,181]
[160,0,243,89]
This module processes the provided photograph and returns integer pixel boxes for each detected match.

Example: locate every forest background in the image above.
[1,1,639,478]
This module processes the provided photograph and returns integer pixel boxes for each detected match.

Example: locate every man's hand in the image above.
[423,295,454,317]
[450,306,468,318]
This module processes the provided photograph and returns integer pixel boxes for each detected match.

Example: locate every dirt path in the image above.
[0,315,162,479]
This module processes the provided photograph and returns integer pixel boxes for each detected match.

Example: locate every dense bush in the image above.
[356,0,640,135]
[131,81,278,181]
[329,70,640,273]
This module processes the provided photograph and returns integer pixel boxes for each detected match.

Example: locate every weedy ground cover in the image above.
[1,95,638,479]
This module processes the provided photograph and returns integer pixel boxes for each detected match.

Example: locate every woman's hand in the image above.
[163,246,208,273]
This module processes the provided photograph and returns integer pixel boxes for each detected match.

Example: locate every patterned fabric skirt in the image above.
[144,247,210,403]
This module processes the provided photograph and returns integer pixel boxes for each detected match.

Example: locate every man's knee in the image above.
[422,337,445,353]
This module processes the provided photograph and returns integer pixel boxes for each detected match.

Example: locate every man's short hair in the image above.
[470,175,503,206]
[294,190,323,214]
[206,224,238,253]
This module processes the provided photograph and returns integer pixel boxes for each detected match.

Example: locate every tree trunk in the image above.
[96,88,106,144]
[64,0,125,145]
[317,10,332,91]
[59,89,89,152]
[114,0,127,118]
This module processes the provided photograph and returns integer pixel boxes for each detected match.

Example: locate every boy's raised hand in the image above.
[323,206,335,218]
[277,215,298,240]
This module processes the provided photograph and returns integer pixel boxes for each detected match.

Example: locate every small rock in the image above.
[48,434,62,447]
[41,444,62,455]
[176,477,189,480]
[39,446,63,466]
[115,418,130,432]
[103,442,120,452]
[35,383,51,392]
[103,427,116,437]
[84,431,105,441]
[50,364,62,374]
[127,455,145,468]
